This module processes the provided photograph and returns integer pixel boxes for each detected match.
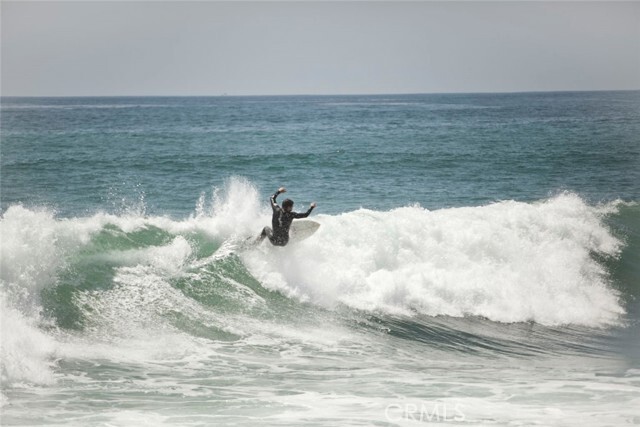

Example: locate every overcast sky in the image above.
[2,1,639,96]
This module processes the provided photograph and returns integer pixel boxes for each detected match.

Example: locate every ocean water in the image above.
[1,92,639,426]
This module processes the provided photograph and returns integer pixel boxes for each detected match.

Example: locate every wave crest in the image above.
[0,188,629,389]
[244,193,624,326]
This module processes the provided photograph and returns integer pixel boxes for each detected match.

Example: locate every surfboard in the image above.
[289,220,320,243]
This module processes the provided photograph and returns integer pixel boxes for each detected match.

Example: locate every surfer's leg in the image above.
[256,227,272,244]
[256,227,288,246]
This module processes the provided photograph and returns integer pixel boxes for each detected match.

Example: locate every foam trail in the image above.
[243,193,624,326]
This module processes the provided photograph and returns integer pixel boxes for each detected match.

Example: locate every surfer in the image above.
[257,187,317,246]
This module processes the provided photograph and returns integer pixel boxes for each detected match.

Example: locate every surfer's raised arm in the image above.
[293,202,317,219]
[270,187,287,210]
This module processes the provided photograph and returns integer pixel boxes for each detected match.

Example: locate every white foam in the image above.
[0,205,197,388]
[0,206,97,310]
[0,186,627,393]
[92,236,193,276]
[0,292,57,387]
[0,206,99,387]
[243,193,624,326]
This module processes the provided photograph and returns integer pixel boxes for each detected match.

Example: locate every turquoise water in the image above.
[1,92,640,426]
[3,92,639,215]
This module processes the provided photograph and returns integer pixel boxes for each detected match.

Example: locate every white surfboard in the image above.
[289,220,321,243]
[204,221,321,263]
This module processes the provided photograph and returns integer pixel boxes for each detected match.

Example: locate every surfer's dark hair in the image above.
[282,199,294,209]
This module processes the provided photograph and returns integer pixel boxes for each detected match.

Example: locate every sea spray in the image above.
[0,182,635,426]
[243,193,624,326]
[0,181,628,393]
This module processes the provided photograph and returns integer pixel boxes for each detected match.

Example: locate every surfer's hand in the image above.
[310,202,317,208]
[278,187,287,194]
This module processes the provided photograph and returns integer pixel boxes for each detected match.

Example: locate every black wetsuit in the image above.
[260,190,314,246]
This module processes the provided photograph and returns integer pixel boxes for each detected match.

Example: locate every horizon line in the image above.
[1,88,639,99]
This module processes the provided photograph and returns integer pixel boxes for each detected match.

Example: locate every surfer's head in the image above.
[282,199,294,212]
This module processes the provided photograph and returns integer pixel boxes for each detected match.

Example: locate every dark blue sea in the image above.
[1,92,640,426]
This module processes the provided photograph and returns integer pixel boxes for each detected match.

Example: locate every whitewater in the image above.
[2,178,639,426]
